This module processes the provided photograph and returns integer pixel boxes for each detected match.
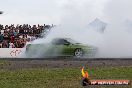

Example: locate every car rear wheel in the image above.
[74,48,83,58]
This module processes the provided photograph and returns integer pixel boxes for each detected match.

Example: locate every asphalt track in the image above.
[0,58,132,69]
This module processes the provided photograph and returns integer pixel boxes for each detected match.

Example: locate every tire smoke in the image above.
[25,0,132,58]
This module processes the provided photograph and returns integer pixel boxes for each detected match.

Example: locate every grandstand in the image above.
[0,24,53,48]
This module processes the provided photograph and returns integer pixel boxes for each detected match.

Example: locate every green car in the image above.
[26,38,98,58]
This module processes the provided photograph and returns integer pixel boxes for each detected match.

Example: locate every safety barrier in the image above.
[0,48,25,58]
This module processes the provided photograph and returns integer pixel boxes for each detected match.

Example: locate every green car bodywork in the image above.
[25,38,97,58]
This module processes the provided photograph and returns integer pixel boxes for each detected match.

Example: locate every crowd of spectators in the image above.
[0,24,53,48]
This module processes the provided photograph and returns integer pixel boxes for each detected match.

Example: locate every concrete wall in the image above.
[0,48,25,58]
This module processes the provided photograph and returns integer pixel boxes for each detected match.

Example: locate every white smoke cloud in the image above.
[99,0,132,57]
[104,0,132,24]
[1,0,132,58]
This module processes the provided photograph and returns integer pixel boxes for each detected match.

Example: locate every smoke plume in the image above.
[25,0,132,58]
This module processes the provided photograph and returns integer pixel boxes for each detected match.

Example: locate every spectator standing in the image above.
[2,40,8,48]
[0,34,3,42]
[10,36,15,43]
[9,42,15,48]
[0,43,2,48]
[1,29,4,35]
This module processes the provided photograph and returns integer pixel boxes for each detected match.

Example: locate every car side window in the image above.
[57,39,66,45]
[52,39,69,45]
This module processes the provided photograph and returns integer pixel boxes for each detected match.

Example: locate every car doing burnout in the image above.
[25,38,98,58]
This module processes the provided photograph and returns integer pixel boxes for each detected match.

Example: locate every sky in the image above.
[0,0,132,28]
[0,0,108,25]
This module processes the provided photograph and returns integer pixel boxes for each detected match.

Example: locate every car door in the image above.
[52,39,72,56]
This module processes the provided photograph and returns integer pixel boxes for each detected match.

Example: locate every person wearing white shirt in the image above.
[1,29,4,35]
[9,42,15,48]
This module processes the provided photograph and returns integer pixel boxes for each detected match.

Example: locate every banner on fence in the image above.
[0,48,25,58]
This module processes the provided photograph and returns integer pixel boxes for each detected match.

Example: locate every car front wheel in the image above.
[74,48,83,58]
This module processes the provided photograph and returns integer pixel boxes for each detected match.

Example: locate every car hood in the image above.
[72,43,97,49]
